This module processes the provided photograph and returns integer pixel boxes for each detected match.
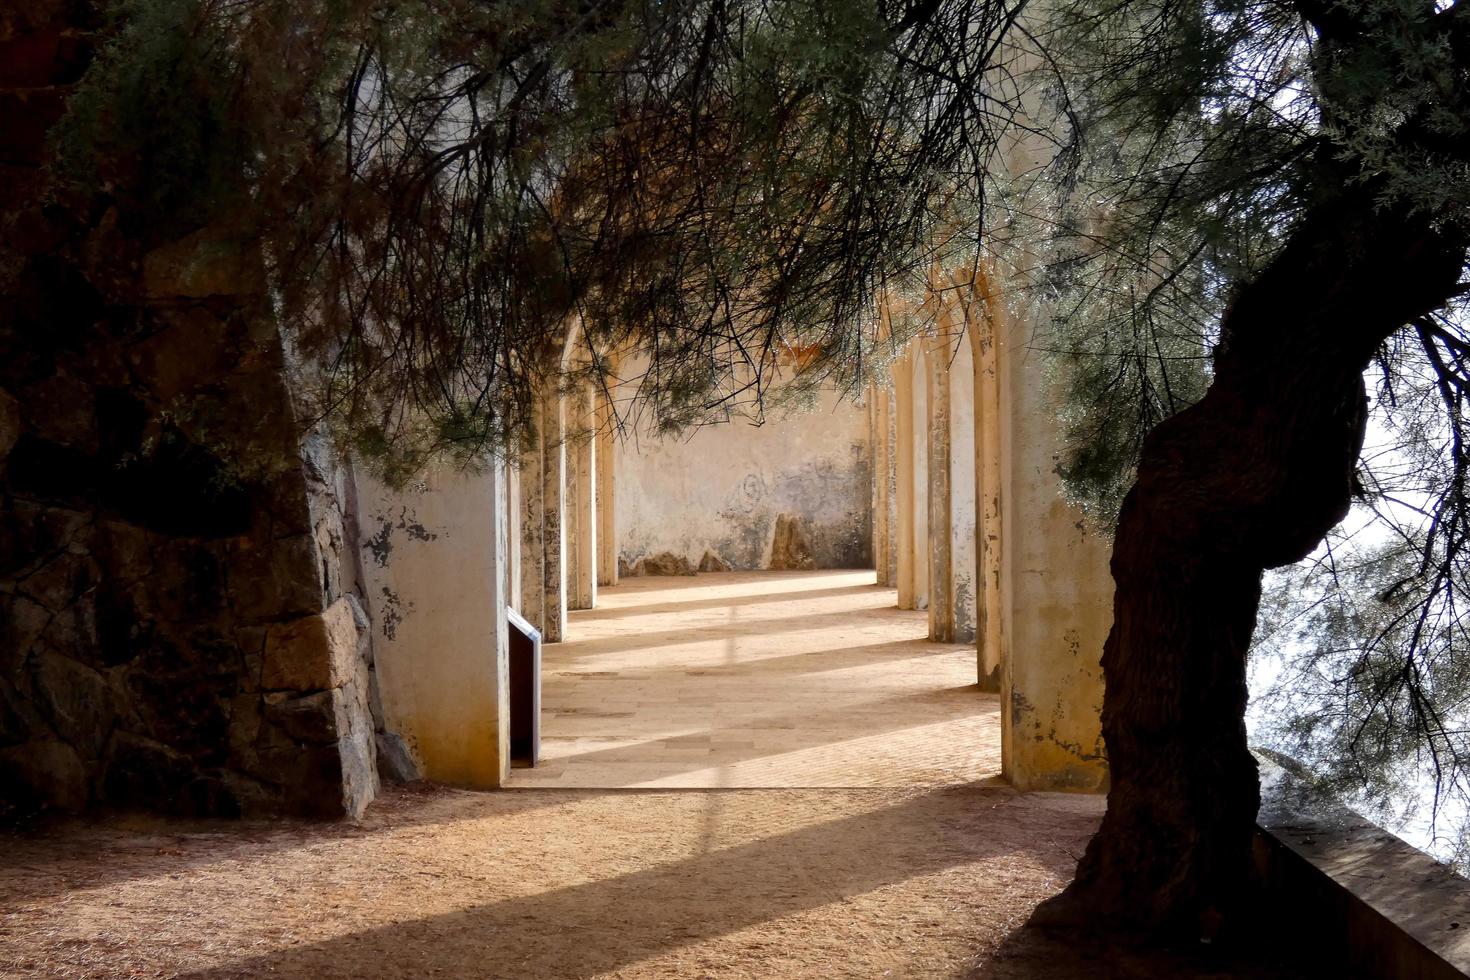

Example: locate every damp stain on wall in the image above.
[615,391,873,571]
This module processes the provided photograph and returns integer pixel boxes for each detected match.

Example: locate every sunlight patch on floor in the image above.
[0,782,1102,979]
[511,570,1000,789]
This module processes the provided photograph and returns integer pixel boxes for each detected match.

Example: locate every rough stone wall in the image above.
[0,4,374,819]
[297,436,380,804]
[614,382,872,571]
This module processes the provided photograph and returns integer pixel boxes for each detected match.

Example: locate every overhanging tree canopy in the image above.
[55,0,1470,942]
[62,0,1030,475]
[1025,0,1470,934]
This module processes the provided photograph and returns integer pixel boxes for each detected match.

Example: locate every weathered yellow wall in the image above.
[911,353,932,608]
[997,304,1112,792]
[357,462,511,789]
[972,301,1005,692]
[949,327,979,646]
[894,352,919,608]
[612,371,872,571]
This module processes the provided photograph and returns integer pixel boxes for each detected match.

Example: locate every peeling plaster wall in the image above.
[355,462,510,789]
[950,333,979,644]
[912,361,931,608]
[614,387,872,570]
[1000,310,1111,793]
[991,39,1112,792]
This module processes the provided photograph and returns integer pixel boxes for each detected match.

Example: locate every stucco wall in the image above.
[356,462,510,789]
[614,386,872,570]
[950,332,979,644]
[999,308,1111,792]
[912,360,931,607]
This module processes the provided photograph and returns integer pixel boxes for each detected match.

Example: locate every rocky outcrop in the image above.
[767,513,817,570]
[0,1,375,821]
[620,551,698,577]
[698,549,731,572]
[375,730,423,783]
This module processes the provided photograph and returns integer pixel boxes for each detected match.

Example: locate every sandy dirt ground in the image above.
[2,783,1105,979]
[0,785,1312,979]
[0,575,1312,978]
[514,571,1000,789]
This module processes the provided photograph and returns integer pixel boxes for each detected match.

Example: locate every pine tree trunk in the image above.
[1035,188,1468,937]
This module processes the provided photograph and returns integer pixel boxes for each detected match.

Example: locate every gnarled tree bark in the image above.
[1035,184,1468,936]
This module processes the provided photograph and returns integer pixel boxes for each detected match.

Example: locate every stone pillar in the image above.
[546,388,568,643]
[892,353,918,609]
[997,296,1111,792]
[565,417,582,610]
[595,387,619,587]
[357,460,511,789]
[949,325,979,646]
[520,386,568,642]
[926,334,954,642]
[519,452,544,629]
[972,300,1003,691]
[505,464,522,614]
[912,348,931,611]
[884,385,899,588]
[567,383,597,610]
[870,384,892,586]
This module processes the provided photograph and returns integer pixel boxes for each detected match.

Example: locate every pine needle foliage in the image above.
[58,0,1031,476]
[1023,0,1470,849]
[1017,0,1318,518]
[1028,0,1470,519]
[56,0,1470,857]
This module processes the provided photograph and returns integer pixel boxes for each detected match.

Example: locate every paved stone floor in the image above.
[509,570,1002,789]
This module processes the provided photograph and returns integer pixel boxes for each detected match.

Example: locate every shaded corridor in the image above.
[510,570,1000,789]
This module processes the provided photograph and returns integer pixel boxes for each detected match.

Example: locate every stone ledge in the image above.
[1254,752,1470,980]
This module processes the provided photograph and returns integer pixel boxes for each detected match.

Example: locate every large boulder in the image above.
[31,650,113,759]
[261,597,359,692]
[375,731,423,784]
[623,551,697,577]
[0,738,86,816]
[767,513,816,570]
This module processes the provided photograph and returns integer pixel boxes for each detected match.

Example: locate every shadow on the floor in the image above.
[172,784,1083,980]
[552,602,926,661]
[549,633,979,685]
[971,918,1318,979]
[528,684,998,781]
[569,579,883,622]
[0,784,560,904]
